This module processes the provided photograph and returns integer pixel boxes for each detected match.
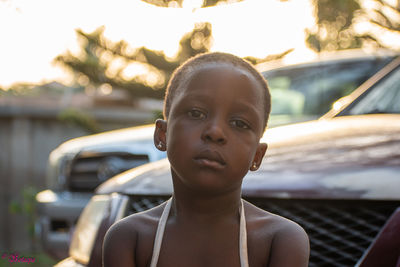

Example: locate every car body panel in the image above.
[356,207,400,267]
[52,124,158,154]
[255,49,399,73]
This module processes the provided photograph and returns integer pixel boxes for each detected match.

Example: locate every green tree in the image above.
[54,22,292,102]
[141,0,244,8]
[306,0,363,52]
[54,23,213,100]
[362,0,400,46]
[306,0,400,52]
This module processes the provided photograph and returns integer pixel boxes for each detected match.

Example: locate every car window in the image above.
[262,57,393,125]
[69,195,110,265]
[347,66,400,115]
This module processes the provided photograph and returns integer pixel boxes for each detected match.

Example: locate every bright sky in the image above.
[0,0,316,89]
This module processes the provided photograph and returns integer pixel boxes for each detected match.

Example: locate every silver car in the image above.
[35,124,166,259]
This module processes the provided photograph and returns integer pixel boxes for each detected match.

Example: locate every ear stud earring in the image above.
[157,141,163,149]
[251,162,257,170]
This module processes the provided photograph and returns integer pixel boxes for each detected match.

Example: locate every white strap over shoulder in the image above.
[239,199,249,267]
[149,198,172,267]
[148,198,249,267]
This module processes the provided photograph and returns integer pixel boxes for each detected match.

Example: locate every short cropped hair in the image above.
[163,52,271,131]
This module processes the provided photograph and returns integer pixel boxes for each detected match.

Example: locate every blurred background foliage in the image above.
[51,0,400,104]
[306,0,400,52]
[5,186,57,267]
[57,108,101,134]
[8,186,38,240]
[306,0,363,51]
[54,22,213,100]
[141,0,245,8]
[53,22,289,102]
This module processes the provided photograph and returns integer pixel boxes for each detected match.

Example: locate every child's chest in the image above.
[134,212,274,267]
[142,222,244,267]
[157,230,242,267]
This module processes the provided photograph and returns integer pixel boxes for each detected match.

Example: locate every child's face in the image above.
[161,62,267,194]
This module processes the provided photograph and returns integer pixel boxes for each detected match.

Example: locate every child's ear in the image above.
[154,119,167,151]
[250,143,268,171]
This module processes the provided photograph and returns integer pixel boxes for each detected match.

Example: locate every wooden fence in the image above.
[0,103,155,254]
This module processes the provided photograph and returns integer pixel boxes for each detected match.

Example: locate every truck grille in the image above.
[128,196,398,267]
[68,152,149,191]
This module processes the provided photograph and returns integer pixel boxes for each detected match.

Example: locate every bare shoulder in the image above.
[243,200,310,267]
[102,202,167,267]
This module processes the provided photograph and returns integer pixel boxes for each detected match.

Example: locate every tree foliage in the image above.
[54,22,290,101]
[141,0,244,8]
[243,48,294,65]
[306,0,363,52]
[365,0,400,40]
[54,23,213,100]
[306,0,400,52]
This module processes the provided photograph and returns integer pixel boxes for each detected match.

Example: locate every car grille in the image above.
[68,152,149,191]
[127,196,398,267]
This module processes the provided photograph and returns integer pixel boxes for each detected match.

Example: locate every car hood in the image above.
[97,114,400,200]
[49,123,166,164]
[54,124,156,154]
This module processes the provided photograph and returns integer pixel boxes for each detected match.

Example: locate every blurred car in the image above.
[56,55,400,267]
[40,49,397,260]
[35,124,166,259]
[257,49,397,126]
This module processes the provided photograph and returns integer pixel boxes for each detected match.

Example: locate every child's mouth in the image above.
[194,158,226,170]
[193,150,226,170]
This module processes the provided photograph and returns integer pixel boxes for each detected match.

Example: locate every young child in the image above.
[103,52,309,267]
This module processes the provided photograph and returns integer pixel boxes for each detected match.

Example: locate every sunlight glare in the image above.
[121,62,148,80]
[0,0,316,88]
[194,0,314,58]
[99,83,113,95]
[182,0,203,11]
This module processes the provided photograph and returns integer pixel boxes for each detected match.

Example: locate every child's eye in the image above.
[230,119,250,129]
[188,109,206,119]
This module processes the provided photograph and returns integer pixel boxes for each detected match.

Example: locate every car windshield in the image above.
[262,57,393,126]
[346,66,400,115]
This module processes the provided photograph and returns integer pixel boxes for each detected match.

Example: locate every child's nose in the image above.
[201,118,227,145]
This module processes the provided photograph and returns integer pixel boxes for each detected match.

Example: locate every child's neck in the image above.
[170,188,243,223]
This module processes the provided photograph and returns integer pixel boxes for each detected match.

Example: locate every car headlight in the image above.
[36,189,58,203]
[46,148,74,189]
